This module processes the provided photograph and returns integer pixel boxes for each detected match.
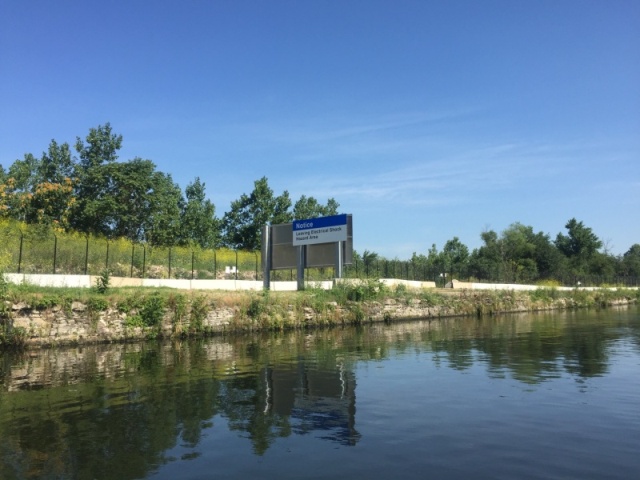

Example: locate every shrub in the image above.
[247,295,266,319]
[139,293,166,326]
[95,269,111,294]
[189,295,209,331]
[333,279,386,303]
[87,296,109,312]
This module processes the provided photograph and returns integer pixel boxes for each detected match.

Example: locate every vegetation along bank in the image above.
[1,278,638,349]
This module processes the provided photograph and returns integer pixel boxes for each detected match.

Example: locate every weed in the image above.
[349,304,366,325]
[95,269,111,294]
[333,279,385,303]
[125,314,145,328]
[167,293,188,328]
[87,296,109,312]
[247,294,267,319]
[189,295,209,332]
[0,326,27,349]
[139,293,166,327]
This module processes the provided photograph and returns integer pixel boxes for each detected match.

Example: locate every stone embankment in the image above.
[4,289,637,348]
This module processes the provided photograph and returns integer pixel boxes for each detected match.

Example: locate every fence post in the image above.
[130,243,135,277]
[191,251,195,280]
[106,241,110,270]
[213,251,217,278]
[235,250,238,280]
[53,234,57,274]
[142,245,146,278]
[168,247,172,279]
[255,252,258,280]
[84,236,89,275]
[18,232,23,274]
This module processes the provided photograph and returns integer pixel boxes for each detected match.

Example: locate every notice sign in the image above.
[292,214,348,246]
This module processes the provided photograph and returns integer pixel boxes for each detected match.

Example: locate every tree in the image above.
[144,171,183,246]
[74,123,122,169]
[530,230,566,280]
[2,153,39,221]
[620,244,640,278]
[555,218,603,259]
[468,223,570,283]
[500,223,539,283]
[2,143,76,227]
[221,177,292,250]
[38,140,74,185]
[555,218,603,276]
[30,140,76,228]
[468,230,502,281]
[361,250,379,277]
[292,195,339,220]
[71,123,123,235]
[106,158,168,241]
[179,177,219,249]
[441,237,469,279]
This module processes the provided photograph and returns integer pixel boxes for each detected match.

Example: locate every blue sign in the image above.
[293,214,348,246]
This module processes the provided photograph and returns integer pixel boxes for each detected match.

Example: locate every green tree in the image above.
[71,123,124,235]
[361,250,379,277]
[179,177,219,248]
[468,230,502,281]
[142,170,183,246]
[221,177,292,250]
[555,218,603,259]
[555,218,603,276]
[441,237,469,279]
[530,230,566,280]
[500,223,539,283]
[620,244,640,278]
[105,158,182,243]
[292,195,339,220]
[30,140,76,228]
[38,139,74,185]
[2,153,39,221]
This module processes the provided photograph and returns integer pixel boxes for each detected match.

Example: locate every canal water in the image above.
[1,307,639,479]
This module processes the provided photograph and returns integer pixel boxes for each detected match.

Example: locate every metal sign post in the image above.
[296,245,306,290]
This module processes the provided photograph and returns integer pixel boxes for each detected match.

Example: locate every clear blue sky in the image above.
[1,0,638,258]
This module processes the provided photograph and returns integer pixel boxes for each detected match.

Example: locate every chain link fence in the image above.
[1,228,637,286]
[3,231,261,280]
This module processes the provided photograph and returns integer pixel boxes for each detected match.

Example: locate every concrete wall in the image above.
[449,279,637,292]
[8,273,633,292]
[5,273,344,291]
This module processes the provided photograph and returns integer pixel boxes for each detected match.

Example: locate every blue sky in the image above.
[1,0,638,258]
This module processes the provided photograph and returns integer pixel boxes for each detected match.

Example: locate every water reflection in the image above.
[0,307,638,479]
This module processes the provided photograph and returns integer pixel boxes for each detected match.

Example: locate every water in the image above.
[1,307,639,479]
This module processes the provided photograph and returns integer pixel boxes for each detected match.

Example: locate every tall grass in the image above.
[0,219,261,279]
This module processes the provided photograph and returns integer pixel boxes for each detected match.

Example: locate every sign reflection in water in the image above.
[1,307,639,479]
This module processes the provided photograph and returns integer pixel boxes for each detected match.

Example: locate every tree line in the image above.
[1,123,638,285]
[378,219,639,285]
[0,123,338,251]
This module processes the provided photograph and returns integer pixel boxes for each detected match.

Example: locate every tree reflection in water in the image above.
[0,307,637,479]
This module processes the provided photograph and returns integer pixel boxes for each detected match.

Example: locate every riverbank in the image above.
[1,280,638,348]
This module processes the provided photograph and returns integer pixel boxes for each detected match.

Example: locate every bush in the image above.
[333,279,386,303]
[189,295,209,331]
[95,269,111,294]
[139,293,166,326]
[87,296,109,312]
